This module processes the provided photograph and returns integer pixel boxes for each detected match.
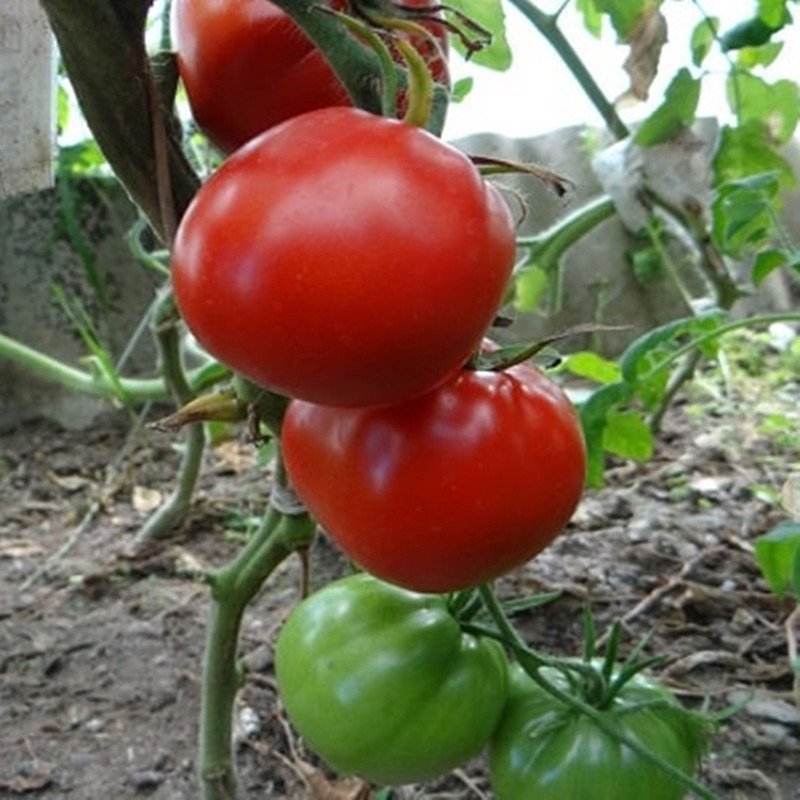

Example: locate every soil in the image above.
[1,352,798,800]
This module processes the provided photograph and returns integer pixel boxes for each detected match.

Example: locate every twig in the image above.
[594,546,723,648]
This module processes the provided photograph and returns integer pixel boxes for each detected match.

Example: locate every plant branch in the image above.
[506,0,629,139]
[0,332,227,402]
[476,585,716,800]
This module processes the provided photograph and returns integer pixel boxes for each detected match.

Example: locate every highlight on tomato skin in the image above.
[170,106,517,409]
[281,360,587,593]
[172,0,450,153]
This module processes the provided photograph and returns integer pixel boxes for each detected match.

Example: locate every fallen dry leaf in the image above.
[619,6,668,104]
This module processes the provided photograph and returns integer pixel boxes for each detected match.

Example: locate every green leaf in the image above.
[514,266,548,312]
[752,249,788,285]
[450,76,473,103]
[595,0,660,41]
[634,68,701,146]
[444,0,512,70]
[602,410,654,461]
[576,0,603,37]
[720,15,786,51]
[729,73,800,145]
[562,351,622,385]
[754,520,800,597]
[57,84,71,135]
[579,382,634,487]
[713,121,795,188]
[737,41,783,68]
[690,17,719,67]
[757,0,790,28]
[711,171,781,258]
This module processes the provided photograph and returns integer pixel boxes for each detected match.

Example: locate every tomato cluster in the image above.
[172,4,708,795]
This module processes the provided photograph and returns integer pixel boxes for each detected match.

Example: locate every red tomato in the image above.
[282,361,587,592]
[172,107,516,408]
[172,0,449,153]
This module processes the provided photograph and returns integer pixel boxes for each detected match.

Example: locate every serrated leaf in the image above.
[730,73,800,145]
[634,68,701,146]
[562,351,622,385]
[713,121,796,188]
[691,17,719,67]
[711,171,782,257]
[514,265,548,312]
[450,76,473,103]
[444,0,511,71]
[752,249,788,285]
[579,382,634,487]
[754,521,800,597]
[602,410,654,461]
[577,0,603,37]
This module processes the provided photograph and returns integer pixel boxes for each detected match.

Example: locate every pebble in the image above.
[128,770,165,791]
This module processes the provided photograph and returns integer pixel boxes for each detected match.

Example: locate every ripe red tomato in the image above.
[172,107,516,408]
[172,0,449,153]
[282,361,587,592]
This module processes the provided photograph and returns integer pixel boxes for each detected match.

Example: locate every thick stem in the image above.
[0,332,226,401]
[199,445,315,800]
[506,0,629,140]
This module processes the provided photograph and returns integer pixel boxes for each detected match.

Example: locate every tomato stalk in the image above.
[199,432,316,800]
[475,584,717,800]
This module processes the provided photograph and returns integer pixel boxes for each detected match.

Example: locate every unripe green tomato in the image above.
[490,663,712,800]
[275,574,509,785]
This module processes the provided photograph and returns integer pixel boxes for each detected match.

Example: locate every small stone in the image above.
[85,717,105,733]
[239,706,261,738]
[128,770,164,791]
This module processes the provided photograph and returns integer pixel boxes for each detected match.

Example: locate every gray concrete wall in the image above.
[0,179,159,430]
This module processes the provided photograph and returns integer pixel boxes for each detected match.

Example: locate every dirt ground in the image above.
[1,347,798,799]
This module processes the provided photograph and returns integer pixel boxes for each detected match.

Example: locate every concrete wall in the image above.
[0,179,159,430]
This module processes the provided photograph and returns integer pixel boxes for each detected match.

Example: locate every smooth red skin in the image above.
[282,364,587,592]
[172,107,516,408]
[173,0,449,154]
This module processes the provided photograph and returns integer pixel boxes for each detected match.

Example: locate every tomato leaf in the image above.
[579,381,633,487]
[729,73,800,146]
[450,76,473,102]
[635,68,701,146]
[754,521,800,598]
[576,0,603,37]
[562,351,622,385]
[444,0,512,70]
[752,249,788,285]
[690,17,718,67]
[602,410,653,462]
[713,122,796,187]
[720,13,787,51]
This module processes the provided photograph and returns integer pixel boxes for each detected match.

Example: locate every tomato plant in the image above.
[172,106,516,408]
[282,359,586,591]
[274,573,508,784]
[489,663,711,800]
[172,0,449,153]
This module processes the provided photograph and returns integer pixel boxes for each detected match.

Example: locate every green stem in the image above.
[133,288,206,545]
[506,0,629,140]
[200,458,315,800]
[645,218,697,314]
[516,195,617,263]
[476,585,716,800]
[0,332,227,402]
[644,312,800,382]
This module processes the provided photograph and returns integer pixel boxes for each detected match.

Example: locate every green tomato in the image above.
[490,663,712,800]
[274,574,508,785]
